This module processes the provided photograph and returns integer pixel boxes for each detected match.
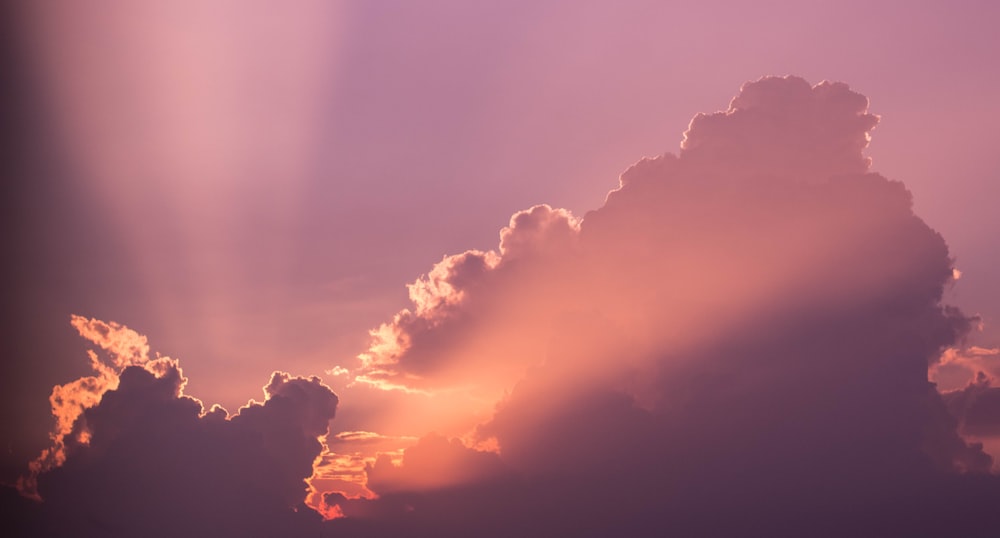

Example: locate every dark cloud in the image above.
[943,373,1000,438]
[13,333,338,536]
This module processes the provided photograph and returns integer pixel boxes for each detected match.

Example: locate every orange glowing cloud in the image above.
[933,346,1000,389]
[18,315,176,499]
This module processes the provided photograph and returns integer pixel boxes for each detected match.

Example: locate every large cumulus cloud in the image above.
[331,76,1000,535]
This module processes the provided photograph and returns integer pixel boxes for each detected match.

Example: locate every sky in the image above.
[3,0,1000,535]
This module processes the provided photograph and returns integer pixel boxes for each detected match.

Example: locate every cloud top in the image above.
[680,76,879,182]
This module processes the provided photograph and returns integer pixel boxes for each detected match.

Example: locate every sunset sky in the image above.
[4,1,1000,535]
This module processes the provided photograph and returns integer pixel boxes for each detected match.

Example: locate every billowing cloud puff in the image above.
[356,204,581,395]
[334,76,1000,535]
[14,317,339,536]
[678,76,879,182]
[498,204,579,261]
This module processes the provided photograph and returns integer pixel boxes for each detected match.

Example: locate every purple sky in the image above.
[4,1,1000,534]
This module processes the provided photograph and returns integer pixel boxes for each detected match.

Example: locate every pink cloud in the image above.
[325,76,1000,535]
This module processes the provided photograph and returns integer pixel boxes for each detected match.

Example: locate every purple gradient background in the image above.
[3,0,998,485]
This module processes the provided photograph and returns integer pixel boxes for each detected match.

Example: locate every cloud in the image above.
[355,204,581,392]
[13,76,1000,536]
[17,316,165,498]
[943,372,1000,438]
[331,76,1000,535]
[933,346,1000,391]
[678,76,879,183]
[304,430,424,515]
[15,317,339,536]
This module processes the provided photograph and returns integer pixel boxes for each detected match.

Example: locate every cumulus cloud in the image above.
[13,76,1000,536]
[354,203,582,399]
[678,76,879,182]
[15,317,339,536]
[332,76,1000,535]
